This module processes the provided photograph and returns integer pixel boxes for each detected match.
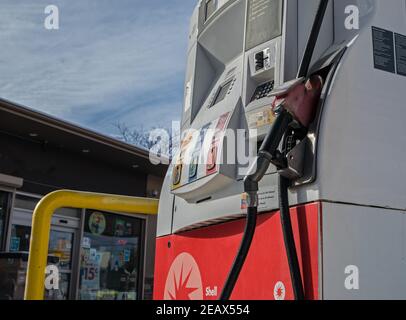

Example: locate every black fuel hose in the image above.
[297,0,330,78]
[220,203,257,300]
[278,175,305,300]
[219,110,292,301]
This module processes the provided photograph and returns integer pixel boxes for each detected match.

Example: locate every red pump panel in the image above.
[154,202,320,300]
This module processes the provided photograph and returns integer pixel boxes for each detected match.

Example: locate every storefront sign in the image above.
[82,237,91,249]
[124,249,131,263]
[89,212,106,235]
[81,251,101,291]
[10,237,20,252]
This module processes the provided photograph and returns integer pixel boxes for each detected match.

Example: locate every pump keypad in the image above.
[251,80,274,101]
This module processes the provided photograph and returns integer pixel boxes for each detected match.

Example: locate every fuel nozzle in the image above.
[244,75,324,194]
[275,75,324,128]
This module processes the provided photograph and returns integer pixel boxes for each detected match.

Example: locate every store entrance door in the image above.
[7,209,80,300]
[79,210,145,300]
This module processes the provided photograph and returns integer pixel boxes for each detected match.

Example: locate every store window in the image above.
[0,192,10,249]
[8,225,74,300]
[6,194,81,300]
[79,211,144,300]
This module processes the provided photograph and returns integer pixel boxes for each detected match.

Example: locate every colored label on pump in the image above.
[172,164,183,187]
[248,107,276,129]
[206,145,218,174]
[206,112,230,176]
[188,123,211,183]
[189,157,199,181]
[172,130,195,189]
[240,186,277,212]
[171,112,231,190]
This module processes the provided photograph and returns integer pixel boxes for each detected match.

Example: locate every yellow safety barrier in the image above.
[24,190,159,300]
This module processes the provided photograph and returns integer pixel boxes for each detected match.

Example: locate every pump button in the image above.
[251,80,274,102]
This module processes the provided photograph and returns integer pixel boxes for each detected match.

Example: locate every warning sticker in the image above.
[395,33,406,77]
[241,186,276,212]
[372,27,395,74]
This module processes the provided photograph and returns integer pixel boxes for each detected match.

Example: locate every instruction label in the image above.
[395,33,406,77]
[372,27,395,74]
[246,0,282,51]
[241,186,276,212]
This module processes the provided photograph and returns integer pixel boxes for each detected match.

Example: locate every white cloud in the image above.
[0,0,195,135]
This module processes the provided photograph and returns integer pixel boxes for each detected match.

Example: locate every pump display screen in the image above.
[246,0,283,51]
[212,80,233,106]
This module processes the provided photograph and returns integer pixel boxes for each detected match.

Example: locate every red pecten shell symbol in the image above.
[164,253,203,300]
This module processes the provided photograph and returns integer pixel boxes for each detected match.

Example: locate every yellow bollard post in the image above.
[24,190,158,300]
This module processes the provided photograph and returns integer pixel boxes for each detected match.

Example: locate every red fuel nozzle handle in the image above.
[272,75,324,128]
[244,75,324,193]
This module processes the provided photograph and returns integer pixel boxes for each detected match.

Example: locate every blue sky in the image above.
[0,0,195,137]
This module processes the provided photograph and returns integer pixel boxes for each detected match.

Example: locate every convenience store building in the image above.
[0,98,167,300]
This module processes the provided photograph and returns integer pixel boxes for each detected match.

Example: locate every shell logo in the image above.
[274,281,286,300]
[164,252,203,300]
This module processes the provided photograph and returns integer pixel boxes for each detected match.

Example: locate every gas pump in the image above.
[155,0,406,300]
